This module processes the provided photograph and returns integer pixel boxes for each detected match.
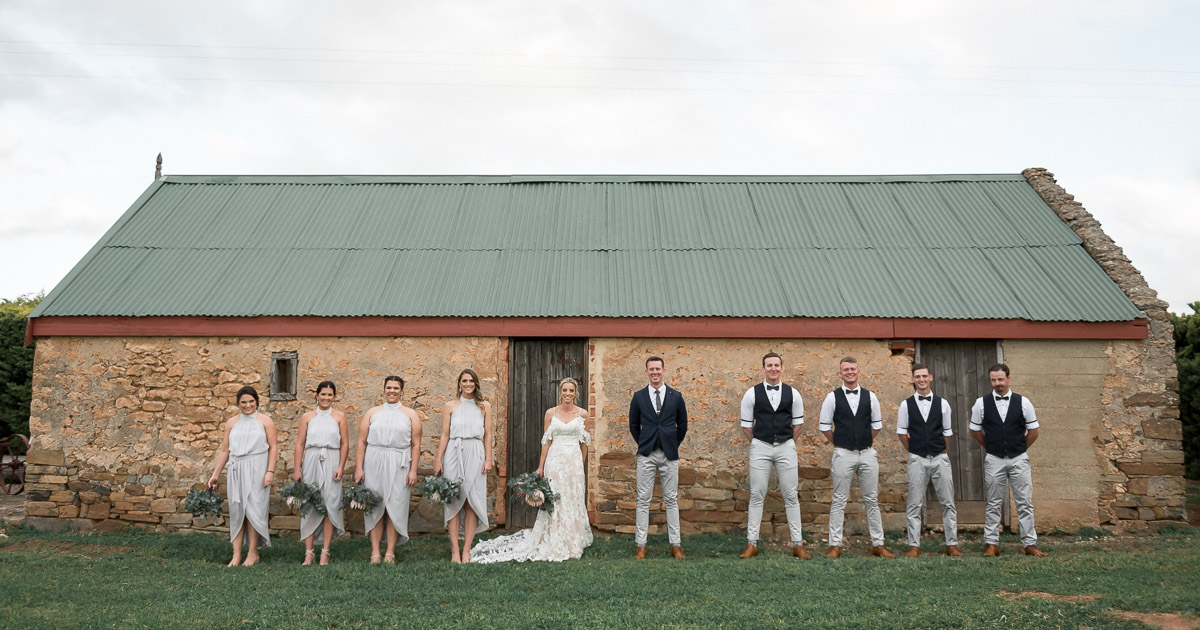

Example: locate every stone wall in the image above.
[589,338,917,543]
[24,336,509,535]
[1023,168,1184,531]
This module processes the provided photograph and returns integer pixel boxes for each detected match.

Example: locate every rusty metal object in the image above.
[0,434,29,495]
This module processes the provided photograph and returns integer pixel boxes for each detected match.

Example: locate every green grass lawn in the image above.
[1,525,1197,629]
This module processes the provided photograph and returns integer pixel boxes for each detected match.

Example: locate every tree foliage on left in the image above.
[0,295,40,437]
[1172,302,1200,480]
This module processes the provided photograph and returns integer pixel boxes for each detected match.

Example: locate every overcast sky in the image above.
[2,1,1196,314]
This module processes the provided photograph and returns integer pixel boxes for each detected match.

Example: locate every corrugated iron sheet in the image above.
[31,174,1143,321]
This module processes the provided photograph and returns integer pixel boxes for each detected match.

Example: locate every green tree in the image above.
[1172,302,1200,479]
[0,294,40,437]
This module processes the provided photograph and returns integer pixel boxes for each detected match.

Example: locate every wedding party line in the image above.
[201,353,1046,566]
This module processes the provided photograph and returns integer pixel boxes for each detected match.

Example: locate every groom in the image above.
[629,356,688,559]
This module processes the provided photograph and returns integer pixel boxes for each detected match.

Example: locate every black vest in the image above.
[752,383,794,444]
[831,387,874,450]
[905,395,946,457]
[980,393,1028,458]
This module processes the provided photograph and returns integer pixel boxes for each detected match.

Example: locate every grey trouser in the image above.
[983,452,1036,546]
[829,447,883,547]
[905,452,958,547]
[747,438,803,545]
[636,449,680,545]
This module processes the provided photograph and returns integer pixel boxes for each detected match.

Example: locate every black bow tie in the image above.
[766,385,780,391]
[918,395,931,401]
[844,389,858,396]
[996,395,1009,401]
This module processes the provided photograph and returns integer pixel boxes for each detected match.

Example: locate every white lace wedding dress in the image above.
[471,416,594,563]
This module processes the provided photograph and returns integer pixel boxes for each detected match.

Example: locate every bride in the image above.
[471,377,593,563]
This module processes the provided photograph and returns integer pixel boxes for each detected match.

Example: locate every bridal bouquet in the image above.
[279,480,327,517]
[342,484,382,512]
[507,472,560,515]
[184,486,224,519]
[416,475,462,506]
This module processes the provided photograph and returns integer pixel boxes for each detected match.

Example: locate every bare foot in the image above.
[242,554,259,567]
[462,549,471,563]
[451,553,462,564]
[302,550,315,566]
[227,555,241,568]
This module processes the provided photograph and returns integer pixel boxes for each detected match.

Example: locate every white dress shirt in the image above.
[968,392,1039,432]
[896,393,954,436]
[647,384,666,413]
[818,387,883,432]
[739,382,804,428]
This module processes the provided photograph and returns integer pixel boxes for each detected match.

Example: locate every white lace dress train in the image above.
[470,416,593,563]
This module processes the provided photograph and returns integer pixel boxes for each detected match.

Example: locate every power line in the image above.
[2,72,1196,102]
[1,49,1196,90]
[1,38,1197,76]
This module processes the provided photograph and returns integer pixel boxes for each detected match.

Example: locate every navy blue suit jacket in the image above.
[629,386,688,461]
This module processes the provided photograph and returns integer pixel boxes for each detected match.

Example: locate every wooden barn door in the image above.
[919,340,998,525]
[506,339,588,528]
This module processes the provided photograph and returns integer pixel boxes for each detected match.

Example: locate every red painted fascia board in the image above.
[27,315,1149,340]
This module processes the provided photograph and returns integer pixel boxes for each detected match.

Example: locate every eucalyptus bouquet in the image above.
[279,480,327,517]
[507,472,560,515]
[342,484,382,512]
[416,475,462,506]
[184,486,225,518]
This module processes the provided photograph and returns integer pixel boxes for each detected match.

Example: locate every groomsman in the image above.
[896,363,961,557]
[969,363,1046,557]
[737,352,810,559]
[819,356,893,558]
[628,356,688,559]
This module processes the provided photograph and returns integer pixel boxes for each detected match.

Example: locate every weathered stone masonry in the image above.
[1023,168,1184,531]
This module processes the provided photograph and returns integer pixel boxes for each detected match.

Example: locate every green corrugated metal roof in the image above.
[29,174,1144,321]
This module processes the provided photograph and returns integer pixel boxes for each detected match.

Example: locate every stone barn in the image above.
[23,169,1183,540]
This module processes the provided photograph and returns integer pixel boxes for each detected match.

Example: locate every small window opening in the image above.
[270,352,298,401]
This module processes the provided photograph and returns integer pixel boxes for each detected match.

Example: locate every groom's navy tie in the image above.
[654,389,662,415]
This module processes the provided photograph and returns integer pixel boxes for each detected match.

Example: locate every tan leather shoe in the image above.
[904,546,920,558]
[671,545,685,559]
[944,545,963,557]
[872,545,895,558]
[982,544,999,557]
[634,546,647,560]
[826,546,842,559]
[1023,545,1048,557]
[792,545,811,559]
[737,543,759,559]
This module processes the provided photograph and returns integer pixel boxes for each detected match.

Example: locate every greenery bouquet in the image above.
[279,480,327,517]
[416,475,462,506]
[183,486,224,518]
[507,472,560,514]
[342,484,382,512]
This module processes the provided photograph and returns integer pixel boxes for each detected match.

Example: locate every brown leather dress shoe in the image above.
[671,545,685,559]
[1023,545,1048,557]
[792,545,811,559]
[944,545,963,557]
[904,546,920,558]
[872,545,896,558]
[982,544,999,557]
[737,543,759,559]
[826,546,842,559]
[634,546,647,560]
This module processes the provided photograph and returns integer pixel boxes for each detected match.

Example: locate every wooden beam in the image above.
[27,315,1149,340]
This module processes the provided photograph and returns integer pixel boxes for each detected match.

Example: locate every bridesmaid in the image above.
[355,376,422,564]
[292,380,349,565]
[433,369,494,563]
[207,385,278,567]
